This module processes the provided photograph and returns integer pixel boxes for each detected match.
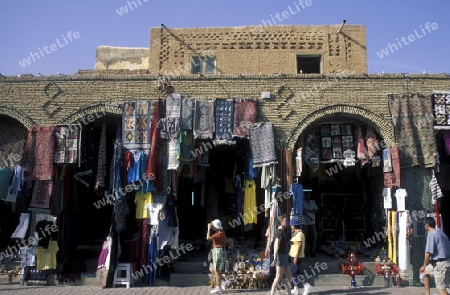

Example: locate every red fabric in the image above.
[147,99,162,191]
[30,180,53,209]
[24,126,56,180]
[232,100,258,137]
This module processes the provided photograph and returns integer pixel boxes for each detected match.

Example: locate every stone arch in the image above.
[58,102,122,125]
[285,104,396,150]
[0,104,36,130]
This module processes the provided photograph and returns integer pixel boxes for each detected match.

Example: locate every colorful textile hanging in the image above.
[193,99,214,139]
[122,101,157,151]
[232,99,258,137]
[384,146,401,188]
[30,180,53,209]
[215,98,234,140]
[54,126,79,164]
[166,93,181,118]
[24,126,56,180]
[249,122,277,167]
[148,98,163,191]
[180,98,194,131]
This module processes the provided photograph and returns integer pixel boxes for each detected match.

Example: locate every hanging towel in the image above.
[429,170,443,205]
[193,99,214,139]
[384,147,401,189]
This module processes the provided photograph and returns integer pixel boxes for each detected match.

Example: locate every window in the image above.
[191,56,216,74]
[297,55,322,74]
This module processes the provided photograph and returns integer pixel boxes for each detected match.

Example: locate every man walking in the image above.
[420,217,450,295]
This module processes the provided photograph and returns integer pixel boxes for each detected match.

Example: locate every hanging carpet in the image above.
[122,101,158,151]
[54,126,79,164]
[388,94,436,168]
[193,99,214,140]
[233,99,258,137]
[249,122,277,167]
[215,98,234,140]
[24,126,56,180]
[166,93,181,118]
[180,98,194,131]
[30,180,53,209]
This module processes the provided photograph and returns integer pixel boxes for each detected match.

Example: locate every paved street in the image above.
[0,284,440,295]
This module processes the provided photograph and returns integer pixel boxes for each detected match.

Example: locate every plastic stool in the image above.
[113,263,133,288]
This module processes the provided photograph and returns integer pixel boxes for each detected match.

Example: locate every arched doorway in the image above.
[288,105,394,257]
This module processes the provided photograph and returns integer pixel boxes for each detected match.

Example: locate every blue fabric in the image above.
[290,183,305,215]
[245,149,258,180]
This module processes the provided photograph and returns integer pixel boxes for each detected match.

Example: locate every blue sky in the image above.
[0,0,448,76]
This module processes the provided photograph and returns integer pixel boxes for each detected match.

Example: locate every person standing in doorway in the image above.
[304,192,318,257]
[289,216,312,295]
[419,216,450,295]
[207,219,227,294]
[270,215,292,295]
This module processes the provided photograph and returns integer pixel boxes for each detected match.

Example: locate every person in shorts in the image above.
[207,219,227,294]
[289,216,311,295]
[270,214,292,295]
[420,216,450,295]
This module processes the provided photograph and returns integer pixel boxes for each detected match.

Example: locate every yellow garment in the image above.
[243,180,257,225]
[289,230,305,258]
[36,240,59,270]
[387,211,392,261]
[392,211,397,265]
[135,191,152,219]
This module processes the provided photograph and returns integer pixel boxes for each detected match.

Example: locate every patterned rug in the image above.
[215,98,234,140]
[30,180,53,209]
[122,101,158,151]
[233,99,258,137]
[180,98,194,131]
[193,99,214,139]
[166,93,181,118]
[249,123,277,167]
[54,126,79,164]
[24,126,56,180]
[388,94,436,168]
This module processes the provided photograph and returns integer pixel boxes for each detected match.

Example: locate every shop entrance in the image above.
[295,118,385,256]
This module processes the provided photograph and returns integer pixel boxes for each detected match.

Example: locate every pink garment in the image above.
[444,131,450,155]
[355,125,368,164]
[365,126,380,159]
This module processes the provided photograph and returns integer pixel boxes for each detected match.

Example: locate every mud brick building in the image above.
[1,24,449,285]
